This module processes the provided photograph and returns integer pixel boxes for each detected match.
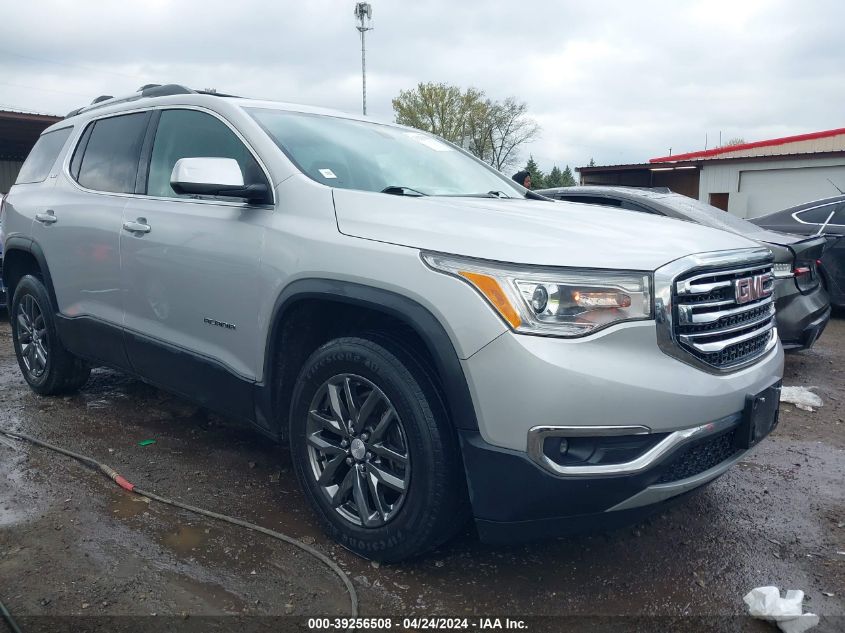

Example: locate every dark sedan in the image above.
[537,186,830,350]
[749,195,845,308]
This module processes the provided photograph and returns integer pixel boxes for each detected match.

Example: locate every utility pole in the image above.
[354,3,373,115]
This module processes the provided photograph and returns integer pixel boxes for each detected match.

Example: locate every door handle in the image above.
[35,211,57,224]
[123,218,151,234]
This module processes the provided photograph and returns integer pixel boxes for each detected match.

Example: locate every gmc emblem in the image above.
[734,274,770,304]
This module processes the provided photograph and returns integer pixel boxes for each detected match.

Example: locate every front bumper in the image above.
[774,279,830,350]
[458,318,783,540]
[462,322,784,451]
[462,408,767,543]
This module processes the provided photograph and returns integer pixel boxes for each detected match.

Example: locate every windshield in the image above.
[247,108,525,198]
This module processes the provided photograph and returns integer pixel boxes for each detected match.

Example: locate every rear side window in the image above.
[559,195,623,207]
[796,203,845,225]
[621,200,661,215]
[146,109,266,199]
[75,112,149,193]
[15,127,73,184]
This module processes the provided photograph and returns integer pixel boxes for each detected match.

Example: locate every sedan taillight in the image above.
[794,260,819,292]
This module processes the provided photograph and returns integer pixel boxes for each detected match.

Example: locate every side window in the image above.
[15,127,73,184]
[797,204,838,224]
[559,195,623,207]
[621,200,661,215]
[69,124,93,181]
[146,109,267,199]
[832,204,845,226]
[75,113,149,193]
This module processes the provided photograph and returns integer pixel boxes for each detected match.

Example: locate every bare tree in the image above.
[464,98,497,164]
[487,98,540,171]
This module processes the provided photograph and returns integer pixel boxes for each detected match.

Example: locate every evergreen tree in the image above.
[561,165,577,187]
[545,165,563,188]
[524,155,545,189]
[587,157,596,167]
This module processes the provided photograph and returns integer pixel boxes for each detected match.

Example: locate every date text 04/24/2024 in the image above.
[307,617,528,630]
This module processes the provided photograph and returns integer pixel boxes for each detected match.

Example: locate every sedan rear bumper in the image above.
[774,280,830,350]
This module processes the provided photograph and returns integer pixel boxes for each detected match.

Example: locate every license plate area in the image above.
[735,381,781,450]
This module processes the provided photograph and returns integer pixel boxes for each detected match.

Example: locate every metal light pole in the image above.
[354,3,373,115]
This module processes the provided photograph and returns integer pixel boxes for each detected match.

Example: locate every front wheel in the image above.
[11,275,90,395]
[289,336,467,562]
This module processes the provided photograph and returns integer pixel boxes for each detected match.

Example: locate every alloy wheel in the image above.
[305,374,411,527]
[16,294,48,379]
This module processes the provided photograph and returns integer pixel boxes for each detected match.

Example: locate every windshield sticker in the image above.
[318,168,337,179]
[404,132,453,152]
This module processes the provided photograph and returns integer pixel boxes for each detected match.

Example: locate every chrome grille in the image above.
[673,263,775,370]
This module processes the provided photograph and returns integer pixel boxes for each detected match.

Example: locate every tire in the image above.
[289,336,467,562]
[10,275,91,395]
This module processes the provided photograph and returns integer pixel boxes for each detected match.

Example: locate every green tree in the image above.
[561,165,577,186]
[393,83,540,171]
[545,165,563,188]
[524,155,545,189]
[587,157,596,167]
[392,82,484,144]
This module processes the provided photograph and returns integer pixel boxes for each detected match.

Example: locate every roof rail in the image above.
[139,84,196,98]
[64,83,226,119]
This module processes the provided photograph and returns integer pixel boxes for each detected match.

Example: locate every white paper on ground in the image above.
[780,386,823,412]
[743,586,820,633]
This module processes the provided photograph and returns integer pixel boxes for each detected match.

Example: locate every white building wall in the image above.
[698,156,845,218]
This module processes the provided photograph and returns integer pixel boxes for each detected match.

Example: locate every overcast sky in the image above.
[1,0,843,173]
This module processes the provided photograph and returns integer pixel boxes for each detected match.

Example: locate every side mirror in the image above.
[170,157,270,204]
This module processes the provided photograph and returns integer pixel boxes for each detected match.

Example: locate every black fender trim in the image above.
[2,236,60,311]
[257,278,479,434]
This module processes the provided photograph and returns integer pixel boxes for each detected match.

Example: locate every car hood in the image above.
[333,189,760,270]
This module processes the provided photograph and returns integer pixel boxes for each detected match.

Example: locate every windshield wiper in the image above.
[381,186,427,197]
[438,191,517,199]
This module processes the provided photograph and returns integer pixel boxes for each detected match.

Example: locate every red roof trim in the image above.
[650,127,845,163]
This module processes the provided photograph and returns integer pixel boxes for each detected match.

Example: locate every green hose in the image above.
[0,594,23,633]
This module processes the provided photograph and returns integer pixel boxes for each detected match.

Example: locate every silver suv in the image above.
[1,85,783,561]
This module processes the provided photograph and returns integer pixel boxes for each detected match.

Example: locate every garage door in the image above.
[739,164,845,218]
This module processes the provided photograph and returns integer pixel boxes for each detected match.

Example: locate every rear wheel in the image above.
[289,336,467,562]
[11,275,90,395]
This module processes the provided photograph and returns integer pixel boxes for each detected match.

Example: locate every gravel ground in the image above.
[0,312,843,632]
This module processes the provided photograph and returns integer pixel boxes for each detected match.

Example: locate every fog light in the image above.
[542,433,669,467]
[558,438,569,456]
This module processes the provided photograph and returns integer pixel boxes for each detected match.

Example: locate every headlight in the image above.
[423,253,652,337]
